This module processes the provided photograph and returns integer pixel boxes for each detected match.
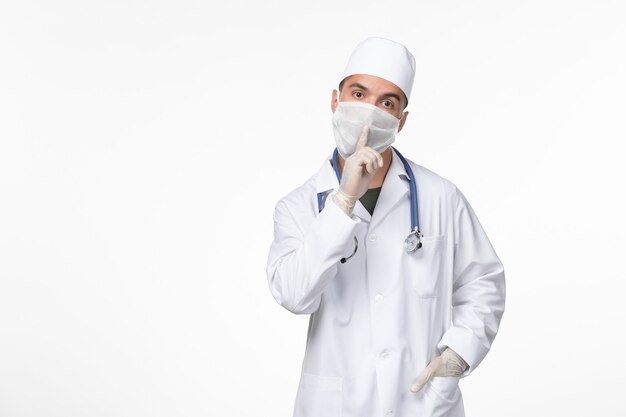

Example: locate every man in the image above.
[266,37,506,417]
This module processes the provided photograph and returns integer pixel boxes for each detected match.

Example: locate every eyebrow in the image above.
[381,92,402,103]
[347,82,369,91]
[347,82,402,103]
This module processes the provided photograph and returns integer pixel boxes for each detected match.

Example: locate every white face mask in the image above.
[331,100,401,159]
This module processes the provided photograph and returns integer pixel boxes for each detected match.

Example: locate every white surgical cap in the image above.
[340,37,416,104]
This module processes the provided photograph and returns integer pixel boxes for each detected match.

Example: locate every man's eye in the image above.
[382,100,393,108]
[353,91,363,98]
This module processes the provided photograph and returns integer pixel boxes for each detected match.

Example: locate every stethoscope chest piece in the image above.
[404,230,423,253]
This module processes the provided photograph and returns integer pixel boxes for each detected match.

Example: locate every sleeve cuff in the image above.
[437,326,490,378]
[324,190,362,224]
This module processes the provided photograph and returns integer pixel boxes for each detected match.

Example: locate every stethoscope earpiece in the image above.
[341,236,359,263]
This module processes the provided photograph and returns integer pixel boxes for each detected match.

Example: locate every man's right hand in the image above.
[332,125,384,216]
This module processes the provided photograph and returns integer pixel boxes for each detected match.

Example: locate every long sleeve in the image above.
[436,186,506,378]
[266,190,361,315]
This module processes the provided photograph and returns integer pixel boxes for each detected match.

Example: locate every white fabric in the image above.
[332,101,400,159]
[341,37,416,103]
[266,148,506,417]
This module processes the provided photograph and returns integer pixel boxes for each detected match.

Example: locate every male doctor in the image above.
[266,37,506,417]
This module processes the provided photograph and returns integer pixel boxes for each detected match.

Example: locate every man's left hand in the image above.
[410,347,468,393]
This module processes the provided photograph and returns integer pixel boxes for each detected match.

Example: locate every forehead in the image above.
[342,74,404,97]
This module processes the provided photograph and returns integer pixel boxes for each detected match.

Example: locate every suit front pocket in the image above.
[421,376,462,417]
[293,372,343,417]
[426,375,461,404]
[406,234,446,298]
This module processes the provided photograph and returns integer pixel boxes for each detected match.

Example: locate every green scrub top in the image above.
[359,186,382,216]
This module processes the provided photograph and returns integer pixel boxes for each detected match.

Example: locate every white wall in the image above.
[1,1,624,416]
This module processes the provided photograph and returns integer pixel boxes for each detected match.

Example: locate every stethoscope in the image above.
[317,146,423,263]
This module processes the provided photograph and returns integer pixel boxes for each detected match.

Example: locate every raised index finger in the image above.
[355,125,369,151]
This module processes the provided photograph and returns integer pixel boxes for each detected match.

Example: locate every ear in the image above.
[398,110,409,133]
[331,89,339,113]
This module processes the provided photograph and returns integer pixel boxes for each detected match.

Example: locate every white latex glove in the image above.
[332,125,384,216]
[410,347,468,393]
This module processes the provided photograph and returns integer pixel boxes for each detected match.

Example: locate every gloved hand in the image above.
[410,347,468,393]
[332,125,384,216]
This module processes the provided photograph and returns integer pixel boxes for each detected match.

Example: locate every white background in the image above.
[1,1,625,416]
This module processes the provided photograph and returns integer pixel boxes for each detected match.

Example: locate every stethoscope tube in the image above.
[394,149,424,252]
